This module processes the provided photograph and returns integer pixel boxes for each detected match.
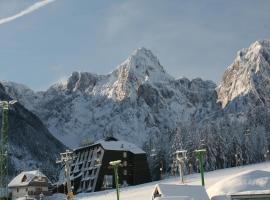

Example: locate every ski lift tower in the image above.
[175,150,187,184]
[0,100,17,198]
[56,150,74,200]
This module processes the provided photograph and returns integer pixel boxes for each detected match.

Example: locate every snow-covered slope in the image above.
[49,162,270,200]
[2,48,218,148]
[0,83,65,178]
[217,40,270,111]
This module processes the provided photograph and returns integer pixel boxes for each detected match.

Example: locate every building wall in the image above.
[70,144,104,193]
[70,143,151,194]
[11,186,48,200]
[11,186,28,200]
[96,151,151,191]
[133,154,151,184]
[96,150,135,191]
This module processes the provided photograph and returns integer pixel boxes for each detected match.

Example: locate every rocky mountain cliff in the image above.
[2,48,219,148]
[217,40,270,112]
[0,83,65,178]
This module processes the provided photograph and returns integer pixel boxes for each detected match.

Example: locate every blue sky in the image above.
[0,0,270,90]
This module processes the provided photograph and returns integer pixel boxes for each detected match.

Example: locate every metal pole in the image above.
[179,162,184,183]
[56,150,74,200]
[109,160,121,200]
[199,154,205,186]
[195,149,206,187]
[114,166,120,200]
[0,102,9,198]
[175,150,187,184]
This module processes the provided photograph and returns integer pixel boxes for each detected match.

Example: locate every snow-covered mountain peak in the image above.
[238,40,270,65]
[115,47,170,82]
[217,39,270,108]
[129,47,164,71]
[101,48,172,101]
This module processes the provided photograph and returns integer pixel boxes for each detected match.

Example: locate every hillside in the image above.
[0,83,65,178]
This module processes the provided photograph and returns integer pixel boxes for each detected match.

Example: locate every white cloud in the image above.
[0,0,56,25]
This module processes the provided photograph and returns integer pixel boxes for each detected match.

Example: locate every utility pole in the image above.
[109,160,122,200]
[56,150,74,200]
[194,149,206,186]
[175,150,187,184]
[0,100,17,199]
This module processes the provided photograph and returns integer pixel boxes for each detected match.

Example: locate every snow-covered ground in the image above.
[49,161,270,200]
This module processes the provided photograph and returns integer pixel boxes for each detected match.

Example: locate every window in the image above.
[122,180,128,187]
[22,175,27,182]
[123,170,127,175]
[17,188,19,193]
[123,152,127,158]
[103,175,113,189]
[123,161,127,167]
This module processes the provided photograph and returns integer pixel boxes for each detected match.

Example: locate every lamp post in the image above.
[194,149,206,186]
[109,160,122,200]
[175,150,187,184]
[0,100,17,199]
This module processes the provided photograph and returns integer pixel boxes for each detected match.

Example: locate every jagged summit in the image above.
[128,47,165,72]
[114,47,170,82]
[49,48,173,101]
[217,39,270,109]
[114,47,168,79]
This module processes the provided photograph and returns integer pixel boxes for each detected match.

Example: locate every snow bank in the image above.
[49,162,270,200]
[208,169,270,198]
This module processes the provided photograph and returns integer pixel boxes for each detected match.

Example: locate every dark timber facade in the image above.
[70,137,151,194]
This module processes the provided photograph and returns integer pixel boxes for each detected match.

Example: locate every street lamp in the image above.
[194,149,206,186]
[0,100,17,199]
[109,160,122,200]
[175,150,187,184]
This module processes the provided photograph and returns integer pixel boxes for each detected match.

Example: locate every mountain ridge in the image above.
[1,47,218,148]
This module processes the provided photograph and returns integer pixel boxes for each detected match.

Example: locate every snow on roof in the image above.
[155,197,193,200]
[97,139,145,154]
[232,189,270,195]
[8,170,47,188]
[153,184,209,200]
[77,137,145,154]
[207,170,270,198]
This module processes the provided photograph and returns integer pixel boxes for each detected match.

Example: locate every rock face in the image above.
[0,83,65,177]
[217,40,270,112]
